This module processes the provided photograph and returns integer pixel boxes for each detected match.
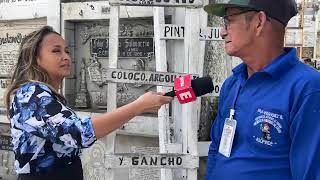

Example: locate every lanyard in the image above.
[229,78,242,119]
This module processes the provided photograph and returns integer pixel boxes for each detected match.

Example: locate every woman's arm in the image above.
[10,82,172,149]
[92,92,173,139]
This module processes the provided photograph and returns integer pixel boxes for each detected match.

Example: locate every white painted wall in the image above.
[0,0,48,20]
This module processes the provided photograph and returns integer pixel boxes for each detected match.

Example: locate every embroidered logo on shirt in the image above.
[261,123,272,141]
[253,108,283,146]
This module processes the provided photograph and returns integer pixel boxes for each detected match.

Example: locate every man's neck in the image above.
[242,47,285,78]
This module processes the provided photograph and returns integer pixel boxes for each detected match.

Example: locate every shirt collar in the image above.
[232,62,247,75]
[262,48,299,78]
[232,48,299,79]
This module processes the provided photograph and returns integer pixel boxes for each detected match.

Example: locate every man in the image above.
[203,0,320,180]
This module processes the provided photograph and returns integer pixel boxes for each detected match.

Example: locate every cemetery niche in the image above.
[72,19,156,110]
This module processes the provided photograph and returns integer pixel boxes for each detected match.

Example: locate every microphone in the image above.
[164,75,214,104]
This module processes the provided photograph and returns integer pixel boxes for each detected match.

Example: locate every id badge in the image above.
[218,118,237,157]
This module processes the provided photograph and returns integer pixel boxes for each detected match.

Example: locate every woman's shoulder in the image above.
[19,81,52,92]
[15,81,54,100]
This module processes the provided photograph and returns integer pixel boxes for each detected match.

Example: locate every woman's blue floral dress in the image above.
[9,82,96,174]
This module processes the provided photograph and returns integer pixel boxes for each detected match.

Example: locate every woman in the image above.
[5,26,173,180]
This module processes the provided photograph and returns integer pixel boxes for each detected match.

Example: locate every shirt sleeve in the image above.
[205,115,221,180]
[11,83,97,149]
[289,91,320,180]
[205,82,226,180]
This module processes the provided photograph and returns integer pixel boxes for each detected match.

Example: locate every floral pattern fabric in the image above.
[9,82,96,174]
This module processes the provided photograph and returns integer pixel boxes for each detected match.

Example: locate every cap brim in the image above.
[204,3,249,17]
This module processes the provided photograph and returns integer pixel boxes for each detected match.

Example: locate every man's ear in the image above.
[256,11,268,36]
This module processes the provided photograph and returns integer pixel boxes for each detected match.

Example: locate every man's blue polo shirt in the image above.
[206,48,320,180]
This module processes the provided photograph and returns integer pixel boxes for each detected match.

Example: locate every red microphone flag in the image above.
[174,74,197,104]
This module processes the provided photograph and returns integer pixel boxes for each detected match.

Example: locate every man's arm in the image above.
[290,91,320,180]
[205,114,222,180]
[205,82,226,180]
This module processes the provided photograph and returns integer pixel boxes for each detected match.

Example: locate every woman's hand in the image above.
[134,92,173,113]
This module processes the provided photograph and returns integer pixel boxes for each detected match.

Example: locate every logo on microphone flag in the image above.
[174,74,196,104]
